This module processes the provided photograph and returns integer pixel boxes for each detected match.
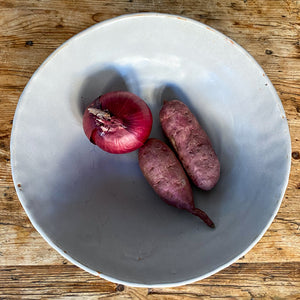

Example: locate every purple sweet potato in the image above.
[159,100,220,191]
[138,138,214,228]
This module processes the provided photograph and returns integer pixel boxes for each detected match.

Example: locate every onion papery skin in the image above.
[83,91,153,154]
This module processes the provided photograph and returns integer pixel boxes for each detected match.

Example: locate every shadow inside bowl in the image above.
[153,82,239,223]
[71,64,141,123]
[31,133,215,284]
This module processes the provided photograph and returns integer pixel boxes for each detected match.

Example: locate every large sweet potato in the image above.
[159,100,220,191]
[138,138,214,228]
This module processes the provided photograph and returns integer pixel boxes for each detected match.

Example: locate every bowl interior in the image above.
[11,14,291,286]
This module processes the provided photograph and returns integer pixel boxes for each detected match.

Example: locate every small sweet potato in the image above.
[159,100,220,191]
[138,138,214,228]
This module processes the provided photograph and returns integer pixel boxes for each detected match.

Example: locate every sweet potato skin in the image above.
[159,100,220,190]
[138,138,193,211]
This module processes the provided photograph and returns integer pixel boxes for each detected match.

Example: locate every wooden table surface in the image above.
[1,0,299,298]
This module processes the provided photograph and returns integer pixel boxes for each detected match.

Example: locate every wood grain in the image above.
[0,263,299,299]
[1,0,299,298]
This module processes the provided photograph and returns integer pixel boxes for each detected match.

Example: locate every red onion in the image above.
[83,91,153,154]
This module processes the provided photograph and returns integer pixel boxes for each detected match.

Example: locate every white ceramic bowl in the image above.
[11,13,291,287]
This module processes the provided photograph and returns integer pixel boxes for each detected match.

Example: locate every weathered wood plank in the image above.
[0,265,118,299]
[147,263,300,299]
[0,263,299,299]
